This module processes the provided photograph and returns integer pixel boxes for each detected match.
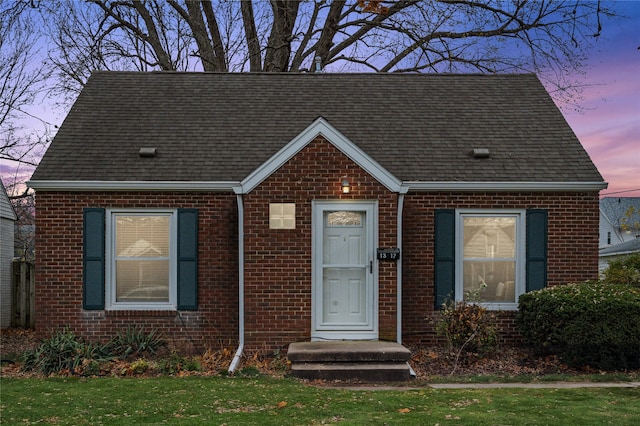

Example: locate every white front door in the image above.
[312,201,377,340]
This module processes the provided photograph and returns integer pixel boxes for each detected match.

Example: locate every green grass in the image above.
[422,371,640,384]
[1,376,639,425]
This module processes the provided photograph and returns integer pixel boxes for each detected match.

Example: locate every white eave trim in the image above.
[403,181,608,192]
[26,180,239,192]
[240,117,404,194]
[600,249,640,258]
[27,180,607,193]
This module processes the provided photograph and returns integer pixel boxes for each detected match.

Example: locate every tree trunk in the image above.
[200,0,228,71]
[315,0,346,69]
[240,0,262,72]
[264,1,300,72]
[132,1,174,70]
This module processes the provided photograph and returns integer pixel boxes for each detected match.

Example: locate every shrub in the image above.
[268,349,290,371]
[435,298,498,369]
[128,358,151,374]
[601,253,640,287]
[517,281,640,370]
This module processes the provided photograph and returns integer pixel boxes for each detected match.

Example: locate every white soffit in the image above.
[239,117,404,194]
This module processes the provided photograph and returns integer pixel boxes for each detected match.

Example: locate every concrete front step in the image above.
[287,341,413,382]
[291,362,412,382]
[287,341,411,363]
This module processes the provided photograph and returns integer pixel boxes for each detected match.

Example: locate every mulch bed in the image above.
[408,345,579,378]
[1,328,40,359]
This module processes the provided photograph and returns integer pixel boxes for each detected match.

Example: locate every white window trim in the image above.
[455,209,526,311]
[105,209,178,310]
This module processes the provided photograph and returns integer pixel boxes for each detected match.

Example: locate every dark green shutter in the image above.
[526,209,548,292]
[177,208,198,310]
[434,209,456,309]
[83,208,105,310]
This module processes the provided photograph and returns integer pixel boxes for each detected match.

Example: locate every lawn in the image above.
[1,376,639,425]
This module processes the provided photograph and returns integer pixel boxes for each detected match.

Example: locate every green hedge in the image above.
[601,253,640,287]
[517,281,640,370]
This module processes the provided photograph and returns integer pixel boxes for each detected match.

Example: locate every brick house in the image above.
[28,72,605,365]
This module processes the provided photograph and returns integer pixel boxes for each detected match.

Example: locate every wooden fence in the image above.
[12,260,35,329]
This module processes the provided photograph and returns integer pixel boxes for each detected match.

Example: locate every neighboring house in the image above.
[599,238,640,272]
[27,72,606,357]
[599,197,640,248]
[1,182,18,328]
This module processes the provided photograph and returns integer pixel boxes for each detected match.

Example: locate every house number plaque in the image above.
[377,248,400,261]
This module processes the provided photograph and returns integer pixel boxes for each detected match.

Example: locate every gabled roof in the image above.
[240,117,403,194]
[29,72,605,192]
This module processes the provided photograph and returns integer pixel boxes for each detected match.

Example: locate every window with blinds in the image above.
[456,210,525,308]
[113,214,171,303]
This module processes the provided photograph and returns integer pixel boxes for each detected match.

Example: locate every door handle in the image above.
[370,260,373,274]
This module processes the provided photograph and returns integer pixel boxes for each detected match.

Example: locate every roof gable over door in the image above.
[240,117,403,194]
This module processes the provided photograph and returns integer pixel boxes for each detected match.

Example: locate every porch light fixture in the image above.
[341,178,351,194]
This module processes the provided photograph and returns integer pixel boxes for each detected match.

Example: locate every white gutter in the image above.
[397,193,405,344]
[27,180,608,194]
[26,180,239,192]
[229,193,245,373]
[403,181,607,192]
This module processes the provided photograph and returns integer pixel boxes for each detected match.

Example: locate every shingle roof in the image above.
[31,72,603,184]
[599,237,640,256]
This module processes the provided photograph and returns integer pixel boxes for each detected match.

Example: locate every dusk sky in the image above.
[1,1,638,197]
[561,0,639,197]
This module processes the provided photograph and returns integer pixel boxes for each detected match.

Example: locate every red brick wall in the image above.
[34,191,239,353]
[243,136,399,353]
[401,192,601,347]
[34,145,600,353]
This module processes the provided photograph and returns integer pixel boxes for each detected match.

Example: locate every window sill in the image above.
[480,303,519,311]
[105,310,177,318]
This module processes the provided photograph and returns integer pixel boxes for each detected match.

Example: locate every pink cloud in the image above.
[563,2,640,197]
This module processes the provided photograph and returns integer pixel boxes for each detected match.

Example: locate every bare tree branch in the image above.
[289,0,323,72]
[5,1,619,111]
[1,0,52,168]
[199,0,227,71]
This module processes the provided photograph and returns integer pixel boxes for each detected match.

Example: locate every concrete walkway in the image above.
[311,382,640,391]
[429,382,640,389]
